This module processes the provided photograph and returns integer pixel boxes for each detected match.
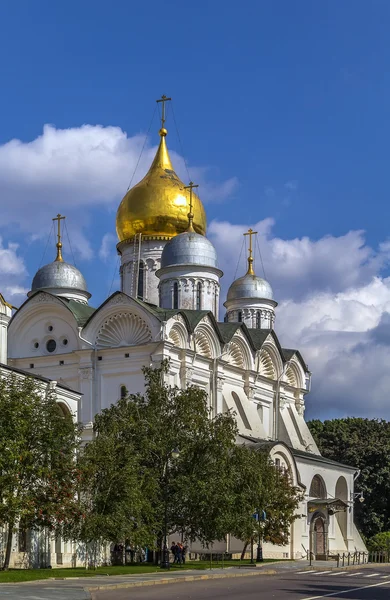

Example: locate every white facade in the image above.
[3,284,366,565]
[224,298,277,329]
[157,266,221,319]
[0,112,366,566]
[118,236,168,305]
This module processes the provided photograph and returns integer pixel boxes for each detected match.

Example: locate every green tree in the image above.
[227,446,301,554]
[0,372,81,570]
[74,361,300,559]
[367,532,390,553]
[308,418,390,538]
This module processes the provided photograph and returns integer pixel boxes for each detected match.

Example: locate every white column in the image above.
[0,298,12,364]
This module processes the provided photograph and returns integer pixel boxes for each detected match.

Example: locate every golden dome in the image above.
[116,128,207,242]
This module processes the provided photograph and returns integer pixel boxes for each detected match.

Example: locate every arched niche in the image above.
[258,348,277,380]
[96,312,152,348]
[57,401,72,418]
[168,323,187,349]
[227,335,253,371]
[335,476,348,542]
[309,474,327,499]
[193,324,219,359]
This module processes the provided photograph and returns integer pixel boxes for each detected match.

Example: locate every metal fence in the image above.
[306,550,389,567]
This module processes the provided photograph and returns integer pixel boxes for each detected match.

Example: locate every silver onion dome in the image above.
[161,231,218,269]
[227,273,273,301]
[31,261,88,293]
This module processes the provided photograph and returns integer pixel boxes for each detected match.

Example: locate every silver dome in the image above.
[31,261,88,293]
[161,232,218,269]
[227,273,273,301]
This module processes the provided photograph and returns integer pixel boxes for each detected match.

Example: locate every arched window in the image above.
[310,475,327,499]
[238,311,242,322]
[256,311,261,328]
[120,385,127,399]
[196,282,202,310]
[137,261,144,300]
[173,282,179,309]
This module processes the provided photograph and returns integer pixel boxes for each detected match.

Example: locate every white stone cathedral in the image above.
[0,112,366,567]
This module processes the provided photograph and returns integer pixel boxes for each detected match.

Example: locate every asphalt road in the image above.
[91,567,390,600]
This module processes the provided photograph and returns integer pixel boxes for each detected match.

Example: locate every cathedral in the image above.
[0,103,366,567]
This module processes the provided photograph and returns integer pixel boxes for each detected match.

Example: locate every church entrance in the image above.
[314,517,326,557]
[309,511,328,559]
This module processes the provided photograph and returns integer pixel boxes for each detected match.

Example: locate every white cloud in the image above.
[0,124,237,262]
[0,238,26,276]
[99,233,117,262]
[210,219,390,420]
[0,238,28,306]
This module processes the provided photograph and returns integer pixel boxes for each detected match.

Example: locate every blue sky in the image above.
[1,1,390,419]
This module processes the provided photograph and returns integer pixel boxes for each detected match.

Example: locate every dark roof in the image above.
[9,291,96,328]
[238,434,357,472]
[0,362,81,394]
[282,348,309,372]
[60,299,96,326]
[216,322,243,343]
[291,447,357,471]
[245,328,272,350]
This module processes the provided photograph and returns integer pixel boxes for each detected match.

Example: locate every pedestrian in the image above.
[177,542,183,565]
[171,542,177,564]
[181,544,187,565]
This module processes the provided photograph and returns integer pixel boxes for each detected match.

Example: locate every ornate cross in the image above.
[53,213,65,262]
[156,94,172,128]
[184,181,199,231]
[244,228,257,275]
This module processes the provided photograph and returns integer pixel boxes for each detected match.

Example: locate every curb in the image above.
[86,569,278,591]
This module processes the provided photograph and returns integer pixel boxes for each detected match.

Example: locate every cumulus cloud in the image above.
[209,219,388,301]
[210,218,390,420]
[99,233,117,262]
[0,124,236,254]
[0,238,28,305]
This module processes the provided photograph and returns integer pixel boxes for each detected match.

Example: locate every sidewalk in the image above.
[0,559,376,600]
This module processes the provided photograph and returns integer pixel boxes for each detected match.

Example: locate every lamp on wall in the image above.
[350,491,365,504]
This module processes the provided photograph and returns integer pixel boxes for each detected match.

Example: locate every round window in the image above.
[46,339,56,353]
[34,342,39,349]
[48,325,54,332]
[62,338,68,346]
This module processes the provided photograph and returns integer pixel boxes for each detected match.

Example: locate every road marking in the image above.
[316,571,333,574]
[364,573,380,577]
[296,571,320,574]
[346,572,362,576]
[328,571,347,575]
[301,579,390,600]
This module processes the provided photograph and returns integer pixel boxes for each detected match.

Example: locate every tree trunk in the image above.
[2,519,15,571]
[240,540,249,561]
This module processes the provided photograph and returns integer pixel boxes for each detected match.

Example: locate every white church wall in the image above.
[8,303,81,360]
[119,237,167,305]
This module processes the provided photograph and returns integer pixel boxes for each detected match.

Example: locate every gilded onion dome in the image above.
[116,128,207,242]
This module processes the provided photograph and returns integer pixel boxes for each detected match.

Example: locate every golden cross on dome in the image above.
[53,213,65,262]
[156,94,172,129]
[243,228,257,275]
[184,181,199,232]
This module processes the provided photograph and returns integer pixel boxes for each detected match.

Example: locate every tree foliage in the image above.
[0,372,81,570]
[74,361,300,553]
[308,418,390,538]
[367,531,390,553]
